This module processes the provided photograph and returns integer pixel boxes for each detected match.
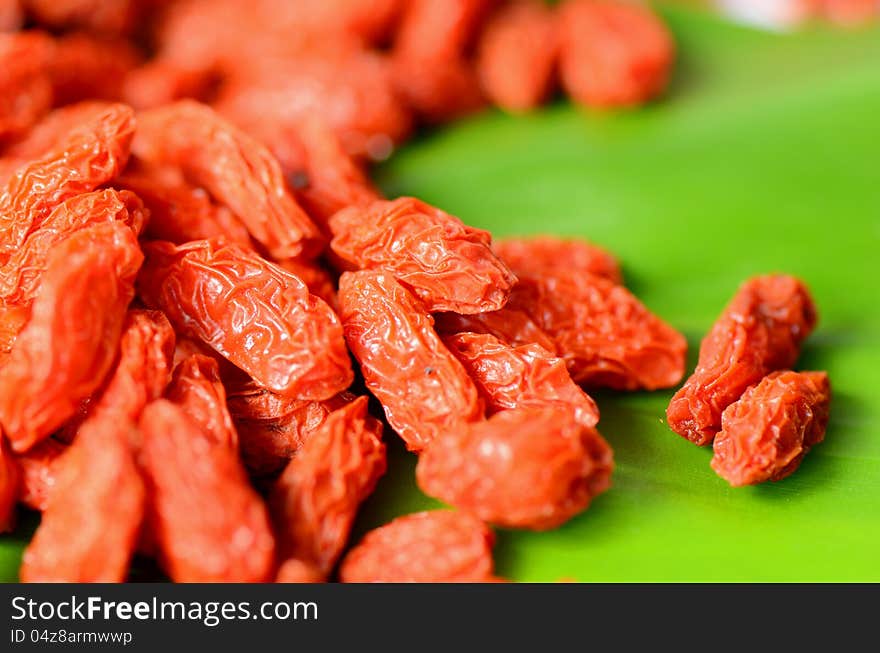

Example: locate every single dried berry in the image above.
[133,100,323,260]
[270,396,386,576]
[667,275,817,446]
[443,331,599,428]
[116,165,252,246]
[0,102,135,262]
[14,438,66,512]
[416,407,613,530]
[508,270,687,389]
[339,510,496,583]
[138,238,352,400]
[434,306,558,354]
[139,399,275,582]
[476,0,559,112]
[0,189,146,310]
[165,354,238,449]
[0,31,52,142]
[558,0,674,108]
[494,235,622,284]
[330,197,516,314]
[0,436,19,531]
[0,222,142,452]
[338,270,484,452]
[49,33,141,105]
[226,381,353,476]
[20,415,145,582]
[712,371,831,487]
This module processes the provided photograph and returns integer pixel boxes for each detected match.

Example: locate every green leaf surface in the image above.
[2,6,878,582]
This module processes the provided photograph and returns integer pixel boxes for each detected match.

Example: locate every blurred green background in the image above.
[2,4,879,582]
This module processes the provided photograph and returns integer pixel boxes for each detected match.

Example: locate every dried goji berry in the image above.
[0,189,146,310]
[712,371,831,486]
[434,305,558,354]
[270,396,386,577]
[14,437,66,512]
[443,331,599,428]
[276,257,338,311]
[5,101,115,158]
[0,31,53,142]
[115,165,252,247]
[0,436,19,531]
[138,399,275,582]
[416,407,613,530]
[339,510,496,583]
[0,222,142,452]
[165,354,238,449]
[133,100,324,260]
[0,102,134,262]
[330,197,516,314]
[667,275,817,446]
[22,0,142,36]
[49,33,142,105]
[138,238,352,400]
[557,0,674,108]
[338,270,484,452]
[226,381,354,476]
[476,0,559,112]
[508,271,687,389]
[494,235,622,284]
[20,415,145,582]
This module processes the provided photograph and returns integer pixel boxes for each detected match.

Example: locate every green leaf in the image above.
[3,6,878,582]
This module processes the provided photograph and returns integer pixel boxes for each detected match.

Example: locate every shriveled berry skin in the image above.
[20,415,145,582]
[0,189,146,310]
[270,396,386,577]
[139,399,275,583]
[0,223,142,452]
[226,381,354,476]
[338,270,484,452]
[444,331,599,428]
[15,438,66,512]
[476,0,559,112]
[667,275,817,446]
[330,197,516,314]
[494,235,622,284]
[339,510,496,583]
[416,407,613,530]
[508,271,687,390]
[165,354,238,449]
[435,306,558,354]
[558,0,674,108]
[0,102,134,262]
[133,100,323,260]
[138,238,353,401]
[0,436,19,531]
[712,371,831,487]
[276,257,338,311]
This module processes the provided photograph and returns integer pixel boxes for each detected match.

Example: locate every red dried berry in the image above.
[494,235,622,284]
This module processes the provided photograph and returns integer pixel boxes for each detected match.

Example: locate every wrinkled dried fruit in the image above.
[434,306,558,354]
[139,399,275,582]
[0,102,134,262]
[339,270,483,451]
[476,0,558,112]
[712,371,831,486]
[138,238,352,400]
[667,275,817,446]
[0,222,142,452]
[508,270,687,389]
[165,354,238,449]
[276,258,338,310]
[271,396,386,576]
[339,510,496,583]
[330,197,516,314]
[444,331,599,428]
[15,437,66,512]
[20,415,144,582]
[5,101,116,158]
[558,0,674,108]
[133,100,323,259]
[494,235,622,284]
[0,189,146,309]
[417,407,613,530]
[0,436,19,531]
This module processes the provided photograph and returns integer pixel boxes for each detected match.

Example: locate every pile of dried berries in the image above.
[0,0,830,583]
